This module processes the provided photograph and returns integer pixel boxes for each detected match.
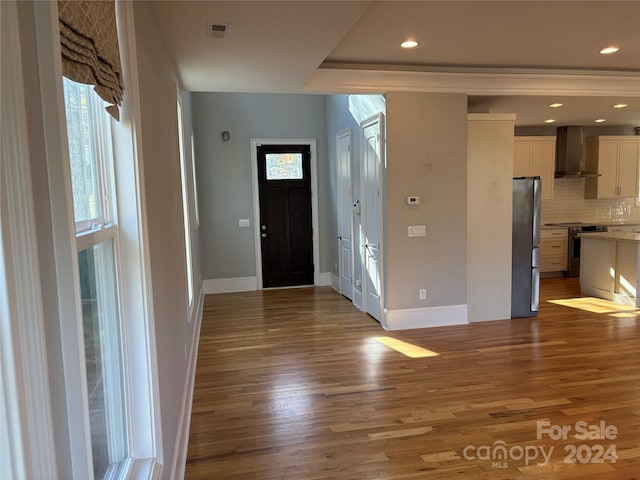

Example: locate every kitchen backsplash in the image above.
[541,177,640,225]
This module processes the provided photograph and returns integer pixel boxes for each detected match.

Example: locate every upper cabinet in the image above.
[514,136,556,200]
[585,136,640,199]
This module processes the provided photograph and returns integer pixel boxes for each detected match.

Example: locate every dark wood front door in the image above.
[257,144,314,288]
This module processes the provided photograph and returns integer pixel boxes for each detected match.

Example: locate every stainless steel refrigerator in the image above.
[511,177,541,318]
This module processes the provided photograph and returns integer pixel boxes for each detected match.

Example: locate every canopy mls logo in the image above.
[462,420,618,469]
[463,441,553,468]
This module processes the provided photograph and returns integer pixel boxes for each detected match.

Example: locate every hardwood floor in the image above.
[185,277,640,479]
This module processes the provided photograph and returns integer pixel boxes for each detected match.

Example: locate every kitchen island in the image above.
[580,232,640,307]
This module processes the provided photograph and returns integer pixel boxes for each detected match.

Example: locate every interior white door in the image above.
[336,130,353,300]
[361,114,384,322]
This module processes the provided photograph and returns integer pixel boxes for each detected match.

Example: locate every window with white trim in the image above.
[190,132,200,229]
[177,94,194,310]
[63,77,128,480]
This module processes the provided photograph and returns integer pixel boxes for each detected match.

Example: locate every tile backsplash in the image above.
[541,177,640,225]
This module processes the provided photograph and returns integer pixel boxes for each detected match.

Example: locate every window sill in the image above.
[76,223,117,251]
[126,458,163,480]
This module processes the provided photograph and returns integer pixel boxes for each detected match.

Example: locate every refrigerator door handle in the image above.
[531,267,540,312]
[532,177,541,247]
[531,246,540,268]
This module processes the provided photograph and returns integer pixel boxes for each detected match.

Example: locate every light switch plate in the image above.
[239,219,250,228]
[408,225,426,237]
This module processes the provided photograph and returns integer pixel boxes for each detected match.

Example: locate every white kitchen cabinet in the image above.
[585,136,640,199]
[514,136,555,200]
[540,228,567,273]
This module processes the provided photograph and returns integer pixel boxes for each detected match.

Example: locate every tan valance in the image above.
[58,0,124,120]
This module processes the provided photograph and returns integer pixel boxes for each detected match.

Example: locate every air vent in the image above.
[207,23,230,39]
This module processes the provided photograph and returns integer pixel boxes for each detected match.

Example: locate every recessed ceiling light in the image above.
[612,103,628,109]
[594,118,607,123]
[600,46,619,55]
[544,119,556,124]
[401,40,419,49]
[549,103,563,108]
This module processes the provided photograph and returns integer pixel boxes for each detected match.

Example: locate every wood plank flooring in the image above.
[185,277,640,479]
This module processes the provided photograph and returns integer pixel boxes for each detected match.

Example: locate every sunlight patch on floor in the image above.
[609,311,640,318]
[373,336,439,358]
[549,297,639,315]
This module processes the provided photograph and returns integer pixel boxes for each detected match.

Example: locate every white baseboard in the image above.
[169,285,205,479]
[203,274,345,293]
[581,285,637,307]
[203,276,257,294]
[384,304,468,330]
[353,287,363,310]
[329,273,340,291]
[318,271,333,287]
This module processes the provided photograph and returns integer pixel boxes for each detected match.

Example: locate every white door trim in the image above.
[250,138,319,289]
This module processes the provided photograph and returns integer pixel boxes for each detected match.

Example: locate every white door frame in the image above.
[250,138,319,289]
[336,128,354,300]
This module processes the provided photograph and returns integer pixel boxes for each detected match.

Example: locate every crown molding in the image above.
[303,65,640,97]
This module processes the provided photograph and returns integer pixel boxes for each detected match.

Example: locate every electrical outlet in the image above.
[419,289,427,300]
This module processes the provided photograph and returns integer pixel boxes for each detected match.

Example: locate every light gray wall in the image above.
[192,92,332,279]
[133,3,200,476]
[385,92,468,311]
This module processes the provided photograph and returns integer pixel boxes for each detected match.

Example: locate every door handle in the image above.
[261,233,267,238]
[261,225,267,231]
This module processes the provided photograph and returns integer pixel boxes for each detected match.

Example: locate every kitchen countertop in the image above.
[541,225,569,230]
[543,221,640,228]
[580,231,640,243]
[594,222,640,227]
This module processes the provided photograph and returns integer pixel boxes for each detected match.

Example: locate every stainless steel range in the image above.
[546,222,608,276]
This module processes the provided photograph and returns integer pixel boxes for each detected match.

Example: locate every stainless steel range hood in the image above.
[554,126,599,178]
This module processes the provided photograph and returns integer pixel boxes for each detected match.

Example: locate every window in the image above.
[190,133,200,228]
[177,94,194,308]
[266,153,304,180]
[63,77,127,479]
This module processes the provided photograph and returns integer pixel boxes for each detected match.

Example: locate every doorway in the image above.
[251,139,319,289]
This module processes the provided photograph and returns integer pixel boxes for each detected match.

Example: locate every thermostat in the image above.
[406,196,421,205]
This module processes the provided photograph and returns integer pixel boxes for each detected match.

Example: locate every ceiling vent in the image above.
[207,23,230,39]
